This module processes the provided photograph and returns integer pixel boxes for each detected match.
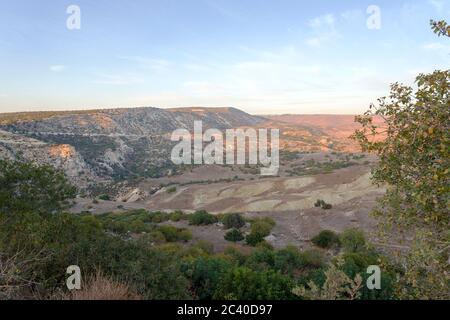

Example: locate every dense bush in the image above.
[311,230,341,249]
[167,186,177,193]
[244,247,276,271]
[298,249,326,269]
[0,160,76,216]
[314,199,332,210]
[337,251,396,300]
[188,210,218,226]
[213,267,294,300]
[245,232,265,246]
[98,194,111,201]
[168,210,186,222]
[274,246,305,275]
[222,213,245,229]
[183,257,232,299]
[158,225,192,242]
[146,211,170,223]
[245,217,275,246]
[224,229,244,242]
[340,229,367,253]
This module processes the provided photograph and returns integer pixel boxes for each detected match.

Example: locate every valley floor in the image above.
[72,152,385,251]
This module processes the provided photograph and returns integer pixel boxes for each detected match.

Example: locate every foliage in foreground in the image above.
[352,21,449,298]
[0,160,399,300]
[0,119,446,302]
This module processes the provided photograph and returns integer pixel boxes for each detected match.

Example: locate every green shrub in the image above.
[245,232,265,246]
[178,229,193,242]
[298,249,326,269]
[214,267,294,300]
[169,210,186,222]
[188,210,218,226]
[314,199,332,210]
[314,199,324,207]
[185,257,232,300]
[311,230,340,249]
[340,228,366,253]
[250,221,273,238]
[244,247,276,270]
[244,218,276,247]
[254,217,276,228]
[192,240,215,255]
[340,251,396,300]
[0,160,76,217]
[222,213,245,229]
[224,229,244,242]
[147,211,170,223]
[255,241,274,250]
[158,225,192,242]
[167,186,177,193]
[274,246,304,274]
[138,231,166,245]
[98,194,111,201]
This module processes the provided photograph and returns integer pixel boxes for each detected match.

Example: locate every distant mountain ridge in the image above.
[0,106,264,135]
[0,107,265,189]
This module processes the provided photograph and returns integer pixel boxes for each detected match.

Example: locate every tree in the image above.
[224,229,244,242]
[352,22,449,298]
[222,213,245,229]
[214,267,294,300]
[245,218,275,246]
[188,210,218,225]
[430,19,450,37]
[311,230,341,249]
[339,229,367,253]
[184,257,232,300]
[293,260,362,300]
[0,160,76,217]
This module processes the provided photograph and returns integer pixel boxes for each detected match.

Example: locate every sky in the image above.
[0,0,449,114]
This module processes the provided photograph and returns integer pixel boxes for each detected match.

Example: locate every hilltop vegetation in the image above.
[0,109,104,125]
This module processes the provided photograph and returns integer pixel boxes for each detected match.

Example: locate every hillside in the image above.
[265,115,386,152]
[0,107,265,188]
[0,107,380,190]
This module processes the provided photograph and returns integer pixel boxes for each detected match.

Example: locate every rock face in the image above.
[0,129,98,188]
[0,107,265,188]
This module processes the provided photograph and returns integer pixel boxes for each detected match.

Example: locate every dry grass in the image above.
[0,250,44,300]
[65,271,141,300]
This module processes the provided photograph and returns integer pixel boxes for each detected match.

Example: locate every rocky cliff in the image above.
[0,107,265,189]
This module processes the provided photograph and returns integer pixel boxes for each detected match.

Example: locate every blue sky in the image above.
[0,0,449,114]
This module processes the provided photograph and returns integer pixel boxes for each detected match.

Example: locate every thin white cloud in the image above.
[305,13,339,47]
[0,93,7,98]
[119,56,172,71]
[421,42,450,51]
[308,13,335,29]
[92,73,144,86]
[50,65,67,72]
